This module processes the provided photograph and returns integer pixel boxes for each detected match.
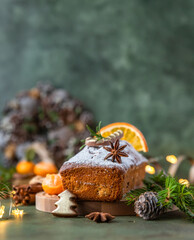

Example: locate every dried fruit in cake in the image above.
[100,122,148,152]
[34,162,58,177]
[16,160,35,175]
[60,139,147,201]
[42,174,63,195]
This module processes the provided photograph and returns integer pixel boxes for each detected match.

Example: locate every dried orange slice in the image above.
[42,174,64,195]
[100,122,148,152]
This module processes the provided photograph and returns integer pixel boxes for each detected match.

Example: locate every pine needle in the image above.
[126,171,194,222]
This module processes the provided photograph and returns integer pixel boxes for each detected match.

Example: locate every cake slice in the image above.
[59,140,147,201]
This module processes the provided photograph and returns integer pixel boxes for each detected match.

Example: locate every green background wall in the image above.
[0,0,193,156]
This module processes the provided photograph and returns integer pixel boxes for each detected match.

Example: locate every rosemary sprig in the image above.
[79,121,104,150]
[126,171,194,221]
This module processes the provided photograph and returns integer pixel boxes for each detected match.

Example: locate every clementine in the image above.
[34,162,58,177]
[42,174,64,195]
[16,160,35,175]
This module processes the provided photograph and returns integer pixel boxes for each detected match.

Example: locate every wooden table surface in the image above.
[0,205,194,240]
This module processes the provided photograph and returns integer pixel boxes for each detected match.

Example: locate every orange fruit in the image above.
[34,162,58,177]
[16,160,35,174]
[42,174,64,195]
[100,122,148,152]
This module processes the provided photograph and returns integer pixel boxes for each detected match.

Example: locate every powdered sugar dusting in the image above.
[65,140,147,172]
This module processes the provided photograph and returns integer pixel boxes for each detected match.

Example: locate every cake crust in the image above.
[60,140,147,201]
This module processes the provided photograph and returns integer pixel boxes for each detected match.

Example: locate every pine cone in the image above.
[134,192,163,220]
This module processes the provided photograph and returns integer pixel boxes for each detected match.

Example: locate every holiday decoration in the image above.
[12,183,43,205]
[36,192,135,216]
[179,179,190,187]
[145,165,155,175]
[103,139,128,163]
[0,164,16,187]
[85,212,115,223]
[134,192,163,220]
[0,205,5,218]
[126,171,194,221]
[100,122,148,152]
[85,126,123,147]
[12,208,24,219]
[80,121,105,149]
[0,182,13,219]
[52,190,78,217]
[0,83,94,168]
[146,155,194,185]
[166,155,178,164]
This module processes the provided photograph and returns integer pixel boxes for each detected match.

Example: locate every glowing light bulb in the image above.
[145,165,155,175]
[179,179,190,187]
[12,208,24,218]
[0,206,5,218]
[166,155,177,164]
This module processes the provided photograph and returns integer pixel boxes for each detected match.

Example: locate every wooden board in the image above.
[36,192,135,216]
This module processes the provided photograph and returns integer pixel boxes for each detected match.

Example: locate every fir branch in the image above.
[126,188,147,205]
[126,171,194,221]
[0,182,11,199]
[0,165,16,188]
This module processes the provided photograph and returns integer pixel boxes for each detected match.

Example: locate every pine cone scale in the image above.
[135,192,163,220]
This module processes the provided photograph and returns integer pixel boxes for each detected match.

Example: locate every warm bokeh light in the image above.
[0,205,5,218]
[166,155,177,164]
[179,179,190,187]
[12,208,24,218]
[145,165,155,175]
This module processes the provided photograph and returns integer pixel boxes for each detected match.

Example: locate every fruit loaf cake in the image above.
[59,140,147,201]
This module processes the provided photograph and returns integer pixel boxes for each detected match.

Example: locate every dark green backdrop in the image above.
[0,0,193,156]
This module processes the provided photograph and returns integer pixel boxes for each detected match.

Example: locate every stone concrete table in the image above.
[0,205,194,240]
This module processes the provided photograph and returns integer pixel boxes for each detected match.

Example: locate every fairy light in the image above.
[145,165,155,175]
[166,155,177,164]
[179,179,190,187]
[0,206,5,218]
[12,208,24,218]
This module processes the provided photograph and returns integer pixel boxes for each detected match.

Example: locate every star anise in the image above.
[103,139,128,163]
[85,212,115,223]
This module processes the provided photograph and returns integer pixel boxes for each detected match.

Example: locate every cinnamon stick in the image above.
[12,183,43,205]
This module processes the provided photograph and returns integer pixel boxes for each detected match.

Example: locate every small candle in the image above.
[0,206,5,218]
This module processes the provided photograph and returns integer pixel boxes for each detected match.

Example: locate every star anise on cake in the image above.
[103,139,128,163]
[85,212,115,223]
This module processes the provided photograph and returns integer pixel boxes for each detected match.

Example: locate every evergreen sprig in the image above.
[0,165,15,188]
[79,121,104,150]
[0,182,10,199]
[126,171,194,221]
